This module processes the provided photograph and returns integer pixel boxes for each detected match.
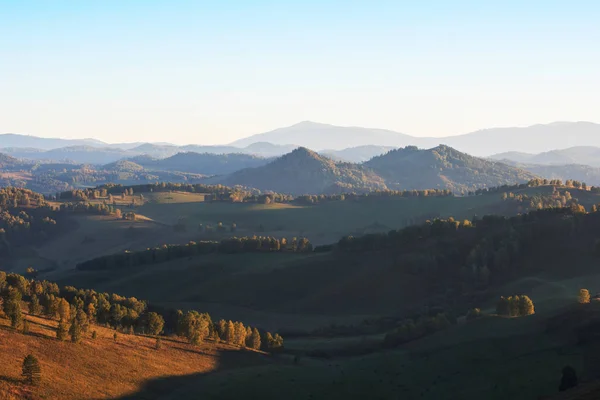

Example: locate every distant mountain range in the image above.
[490,146,600,168]
[5,120,600,158]
[215,145,536,195]
[9,142,600,195]
[230,121,600,155]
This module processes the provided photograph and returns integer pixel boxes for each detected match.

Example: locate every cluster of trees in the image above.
[174,311,282,351]
[383,313,452,348]
[0,271,284,352]
[333,206,600,300]
[77,236,313,271]
[495,295,535,317]
[292,189,453,205]
[58,183,259,203]
[500,188,584,213]
[0,189,65,256]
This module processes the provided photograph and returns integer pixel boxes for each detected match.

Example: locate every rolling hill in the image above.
[136,152,271,175]
[219,147,388,194]
[364,145,537,192]
[0,153,25,169]
[217,145,536,194]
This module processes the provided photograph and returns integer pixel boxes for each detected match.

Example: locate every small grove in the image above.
[0,271,283,352]
[76,236,313,271]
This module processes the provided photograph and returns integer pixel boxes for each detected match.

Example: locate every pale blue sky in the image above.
[1,0,599,144]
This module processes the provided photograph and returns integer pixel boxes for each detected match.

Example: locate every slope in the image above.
[0,313,268,400]
[365,145,537,192]
[218,147,387,194]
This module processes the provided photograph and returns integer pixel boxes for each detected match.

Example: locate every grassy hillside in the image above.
[0,312,269,400]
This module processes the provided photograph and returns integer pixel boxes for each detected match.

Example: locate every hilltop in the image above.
[364,145,537,192]
[218,147,387,194]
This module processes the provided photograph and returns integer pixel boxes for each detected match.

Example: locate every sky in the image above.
[1,0,599,145]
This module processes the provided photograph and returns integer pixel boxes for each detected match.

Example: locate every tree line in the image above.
[76,236,313,271]
[0,271,283,352]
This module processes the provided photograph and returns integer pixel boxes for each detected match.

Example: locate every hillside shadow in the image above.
[107,348,274,400]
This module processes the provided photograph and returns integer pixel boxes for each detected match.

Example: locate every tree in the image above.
[233,322,247,346]
[22,355,41,385]
[29,295,41,315]
[559,366,578,391]
[496,297,510,316]
[217,319,227,340]
[579,289,591,304]
[22,318,30,334]
[91,330,97,339]
[509,295,520,317]
[519,295,535,316]
[146,312,165,336]
[10,305,23,329]
[69,320,82,343]
[57,320,69,341]
[58,298,70,322]
[250,328,261,350]
[225,320,235,344]
[75,309,90,333]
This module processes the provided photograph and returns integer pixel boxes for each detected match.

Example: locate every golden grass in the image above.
[0,312,266,400]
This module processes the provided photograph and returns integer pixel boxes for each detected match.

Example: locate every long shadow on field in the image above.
[107,348,275,400]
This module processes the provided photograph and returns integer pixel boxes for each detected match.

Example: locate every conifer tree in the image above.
[10,306,23,329]
[217,319,227,340]
[57,320,69,341]
[29,295,41,315]
[69,320,82,343]
[22,354,41,385]
[58,298,70,322]
[225,320,235,344]
[251,328,261,350]
[233,322,247,346]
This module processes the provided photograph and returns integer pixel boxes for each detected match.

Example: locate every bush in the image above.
[579,289,591,304]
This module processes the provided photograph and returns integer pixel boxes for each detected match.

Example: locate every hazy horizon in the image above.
[2,1,599,145]
[3,120,600,147]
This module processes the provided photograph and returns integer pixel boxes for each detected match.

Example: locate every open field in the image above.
[0,312,270,400]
